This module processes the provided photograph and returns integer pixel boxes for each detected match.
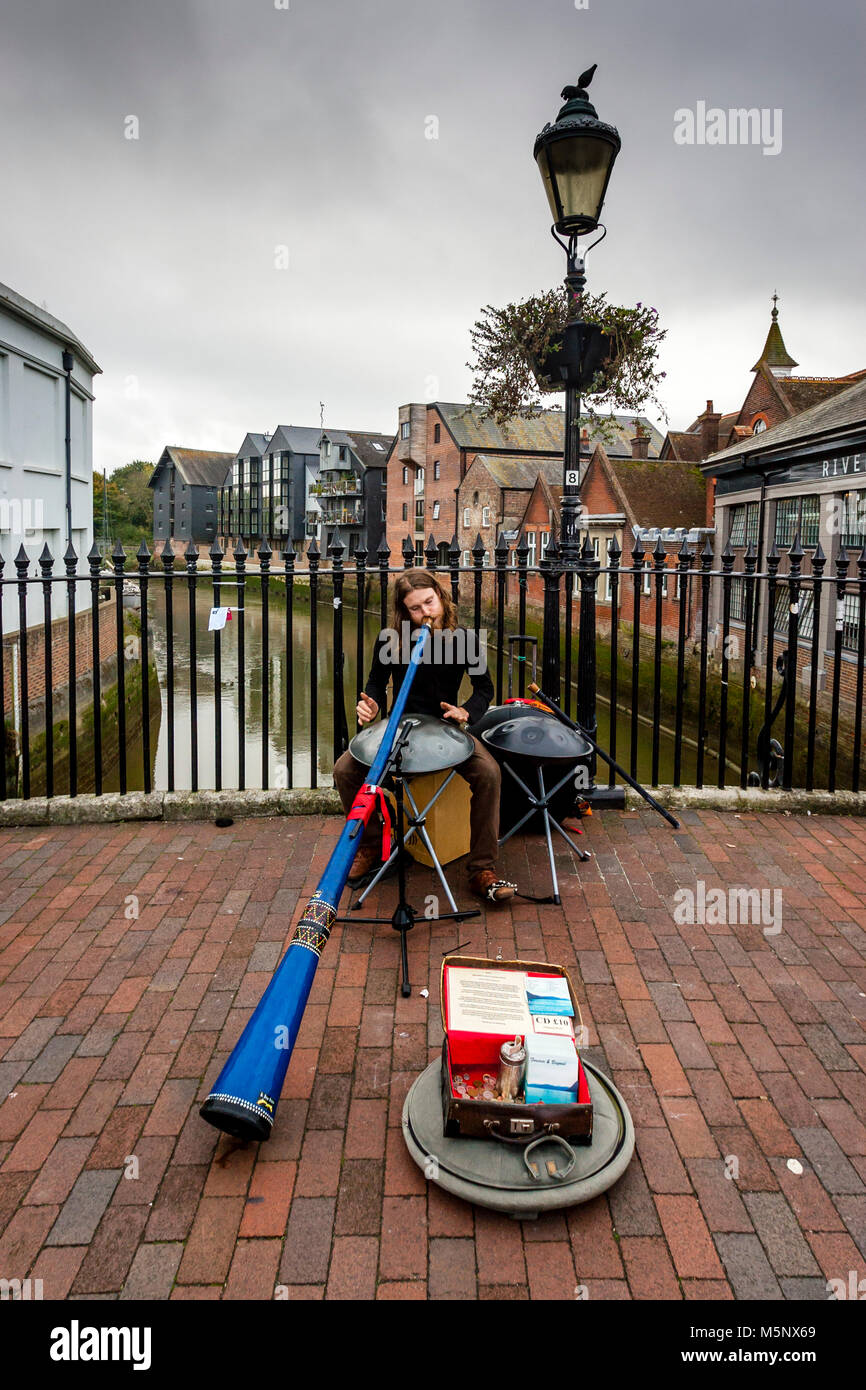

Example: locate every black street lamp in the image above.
[534,66,620,788]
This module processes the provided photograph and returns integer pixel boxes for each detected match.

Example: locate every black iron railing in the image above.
[1,530,864,802]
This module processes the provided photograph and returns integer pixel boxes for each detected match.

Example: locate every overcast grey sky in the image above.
[1,0,864,473]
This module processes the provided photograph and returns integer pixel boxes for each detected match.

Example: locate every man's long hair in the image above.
[391,569,458,632]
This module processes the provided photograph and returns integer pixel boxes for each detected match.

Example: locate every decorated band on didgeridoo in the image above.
[333,568,518,903]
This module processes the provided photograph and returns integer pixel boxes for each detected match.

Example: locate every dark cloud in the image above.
[0,0,862,469]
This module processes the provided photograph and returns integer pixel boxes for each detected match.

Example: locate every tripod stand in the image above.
[337,720,479,997]
[497,759,592,906]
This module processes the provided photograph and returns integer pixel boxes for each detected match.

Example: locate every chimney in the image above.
[580,427,590,455]
[700,399,722,457]
[631,422,650,460]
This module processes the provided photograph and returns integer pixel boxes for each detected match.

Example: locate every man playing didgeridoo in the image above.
[333,568,518,904]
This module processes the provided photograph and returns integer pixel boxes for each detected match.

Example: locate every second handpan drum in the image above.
[472,705,591,835]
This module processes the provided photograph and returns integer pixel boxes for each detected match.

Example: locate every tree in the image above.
[93,460,154,547]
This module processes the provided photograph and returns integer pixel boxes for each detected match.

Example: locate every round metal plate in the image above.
[481,713,590,762]
[349,713,474,774]
[402,1059,634,1214]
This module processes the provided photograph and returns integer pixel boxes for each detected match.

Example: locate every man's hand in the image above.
[356,694,379,726]
[440,701,470,724]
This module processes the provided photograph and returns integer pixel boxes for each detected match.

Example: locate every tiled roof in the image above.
[343,430,394,469]
[777,372,866,416]
[664,431,706,463]
[704,374,866,469]
[157,447,235,488]
[472,455,567,489]
[267,425,323,455]
[607,456,708,530]
[436,402,662,457]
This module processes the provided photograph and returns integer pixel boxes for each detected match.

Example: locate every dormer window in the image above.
[401,422,410,440]
[752,417,768,435]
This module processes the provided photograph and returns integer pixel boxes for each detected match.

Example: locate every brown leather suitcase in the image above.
[439,955,593,1145]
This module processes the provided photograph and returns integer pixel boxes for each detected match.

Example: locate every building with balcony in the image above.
[219,424,392,559]
[312,428,390,557]
[219,426,321,556]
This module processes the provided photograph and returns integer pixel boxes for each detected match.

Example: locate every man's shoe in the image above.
[469,870,517,904]
[348,844,383,883]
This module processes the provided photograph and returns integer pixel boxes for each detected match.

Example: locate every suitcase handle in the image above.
[482,1118,560,1146]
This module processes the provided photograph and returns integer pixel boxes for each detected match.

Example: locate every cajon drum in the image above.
[387,768,472,868]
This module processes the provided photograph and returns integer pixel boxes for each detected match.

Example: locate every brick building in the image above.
[513,443,711,637]
[662,297,865,468]
[386,400,662,567]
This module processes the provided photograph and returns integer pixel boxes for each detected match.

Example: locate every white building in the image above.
[0,282,100,636]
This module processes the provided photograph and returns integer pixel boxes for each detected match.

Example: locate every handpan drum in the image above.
[471,704,591,835]
[349,712,474,776]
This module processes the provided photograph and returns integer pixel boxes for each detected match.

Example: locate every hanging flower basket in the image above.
[467,285,667,440]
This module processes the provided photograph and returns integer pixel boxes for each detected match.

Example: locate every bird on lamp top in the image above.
[562,64,597,100]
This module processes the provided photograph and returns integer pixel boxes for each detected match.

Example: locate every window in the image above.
[472,491,479,505]
[842,491,866,550]
[415,499,424,520]
[402,503,408,521]
[539,531,549,561]
[402,466,409,485]
[729,577,747,622]
[434,423,440,443]
[482,506,491,527]
[773,586,815,639]
[642,560,651,595]
[842,592,861,652]
[432,501,440,520]
[415,541,424,564]
[752,417,768,434]
[415,468,424,494]
[463,507,470,528]
[463,551,470,568]
[728,502,760,547]
[339,445,348,462]
[434,460,440,480]
[526,531,536,567]
[774,494,820,548]
[401,422,410,440]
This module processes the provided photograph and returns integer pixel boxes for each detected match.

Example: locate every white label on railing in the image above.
[565,470,580,487]
[790,601,799,615]
[208,606,229,631]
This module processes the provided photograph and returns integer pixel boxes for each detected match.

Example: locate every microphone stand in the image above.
[337,719,479,998]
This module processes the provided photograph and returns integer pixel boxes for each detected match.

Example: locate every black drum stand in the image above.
[338,722,479,998]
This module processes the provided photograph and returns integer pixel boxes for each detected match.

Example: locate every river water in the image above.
[136,582,717,793]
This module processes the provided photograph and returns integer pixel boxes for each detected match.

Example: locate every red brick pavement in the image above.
[0,809,864,1300]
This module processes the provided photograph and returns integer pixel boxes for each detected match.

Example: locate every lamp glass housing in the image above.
[535,130,618,236]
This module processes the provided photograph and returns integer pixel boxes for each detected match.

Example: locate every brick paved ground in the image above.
[0,808,864,1300]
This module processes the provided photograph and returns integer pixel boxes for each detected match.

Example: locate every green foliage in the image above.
[93,460,154,548]
[467,285,667,441]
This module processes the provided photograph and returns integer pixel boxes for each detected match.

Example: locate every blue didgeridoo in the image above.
[200,621,432,1141]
